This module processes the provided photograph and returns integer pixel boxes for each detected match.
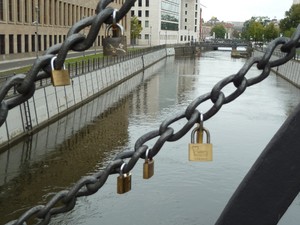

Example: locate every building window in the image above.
[185,18,187,22]
[44,2,47,24]
[31,34,35,52]
[185,11,187,15]
[32,0,35,23]
[195,19,197,25]
[24,0,28,23]
[25,35,29,52]
[43,35,47,50]
[49,35,52,46]
[0,35,5,54]
[0,0,3,21]
[180,35,183,41]
[145,20,149,27]
[8,0,13,21]
[17,1,22,22]
[185,3,187,7]
[138,0,142,6]
[9,35,14,53]
[145,10,149,17]
[54,0,58,25]
[138,10,142,17]
[38,35,41,51]
[131,10,134,17]
[184,26,187,30]
[146,0,149,7]
[17,35,22,53]
[145,34,149,39]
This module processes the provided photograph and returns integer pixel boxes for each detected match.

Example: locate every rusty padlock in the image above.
[102,10,127,56]
[50,56,70,86]
[188,114,213,162]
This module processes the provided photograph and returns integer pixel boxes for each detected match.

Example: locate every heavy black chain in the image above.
[3,1,300,224]
[0,0,135,127]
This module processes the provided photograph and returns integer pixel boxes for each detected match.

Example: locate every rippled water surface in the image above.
[1,51,300,225]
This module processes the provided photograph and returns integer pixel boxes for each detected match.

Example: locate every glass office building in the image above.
[161,0,180,31]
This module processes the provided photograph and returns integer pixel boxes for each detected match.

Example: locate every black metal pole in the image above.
[215,102,300,225]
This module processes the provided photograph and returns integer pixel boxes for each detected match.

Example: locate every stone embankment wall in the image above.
[253,50,300,88]
[0,48,175,148]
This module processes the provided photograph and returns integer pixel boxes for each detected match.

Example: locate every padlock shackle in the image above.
[191,126,210,144]
[51,56,66,70]
[105,23,124,37]
[199,113,204,132]
[113,9,118,25]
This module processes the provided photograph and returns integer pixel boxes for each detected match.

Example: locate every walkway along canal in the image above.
[0,46,174,149]
[1,49,300,224]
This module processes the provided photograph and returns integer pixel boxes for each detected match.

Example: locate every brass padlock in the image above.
[143,149,154,179]
[51,56,70,86]
[188,114,213,161]
[117,163,132,194]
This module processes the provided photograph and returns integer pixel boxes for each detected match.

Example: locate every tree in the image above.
[242,17,278,42]
[232,29,241,39]
[280,4,300,37]
[131,16,143,45]
[211,24,226,39]
[263,23,279,42]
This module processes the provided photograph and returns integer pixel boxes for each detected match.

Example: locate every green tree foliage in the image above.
[248,21,264,41]
[211,24,226,39]
[131,16,143,43]
[264,23,279,42]
[242,17,279,42]
[280,4,300,37]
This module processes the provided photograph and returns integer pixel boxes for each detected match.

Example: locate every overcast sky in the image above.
[200,0,294,22]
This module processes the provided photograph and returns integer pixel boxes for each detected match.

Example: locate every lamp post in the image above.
[33,6,39,59]
[150,26,152,47]
[165,26,167,45]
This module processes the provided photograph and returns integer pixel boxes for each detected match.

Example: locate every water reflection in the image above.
[0,59,166,224]
[1,52,300,225]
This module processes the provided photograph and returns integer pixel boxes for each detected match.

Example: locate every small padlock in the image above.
[188,114,213,161]
[102,10,127,56]
[117,163,132,194]
[51,56,70,86]
[143,149,154,179]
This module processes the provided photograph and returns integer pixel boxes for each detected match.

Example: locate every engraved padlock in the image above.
[143,149,154,179]
[102,10,127,56]
[117,163,132,194]
[50,56,70,86]
[102,23,127,56]
[188,114,213,161]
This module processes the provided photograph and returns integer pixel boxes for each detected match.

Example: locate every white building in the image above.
[131,0,200,46]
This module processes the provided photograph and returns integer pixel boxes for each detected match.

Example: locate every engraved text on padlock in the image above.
[102,23,127,56]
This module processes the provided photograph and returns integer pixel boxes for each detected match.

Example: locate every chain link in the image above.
[3,1,300,224]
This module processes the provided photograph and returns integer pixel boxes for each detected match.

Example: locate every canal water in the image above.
[1,51,300,225]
